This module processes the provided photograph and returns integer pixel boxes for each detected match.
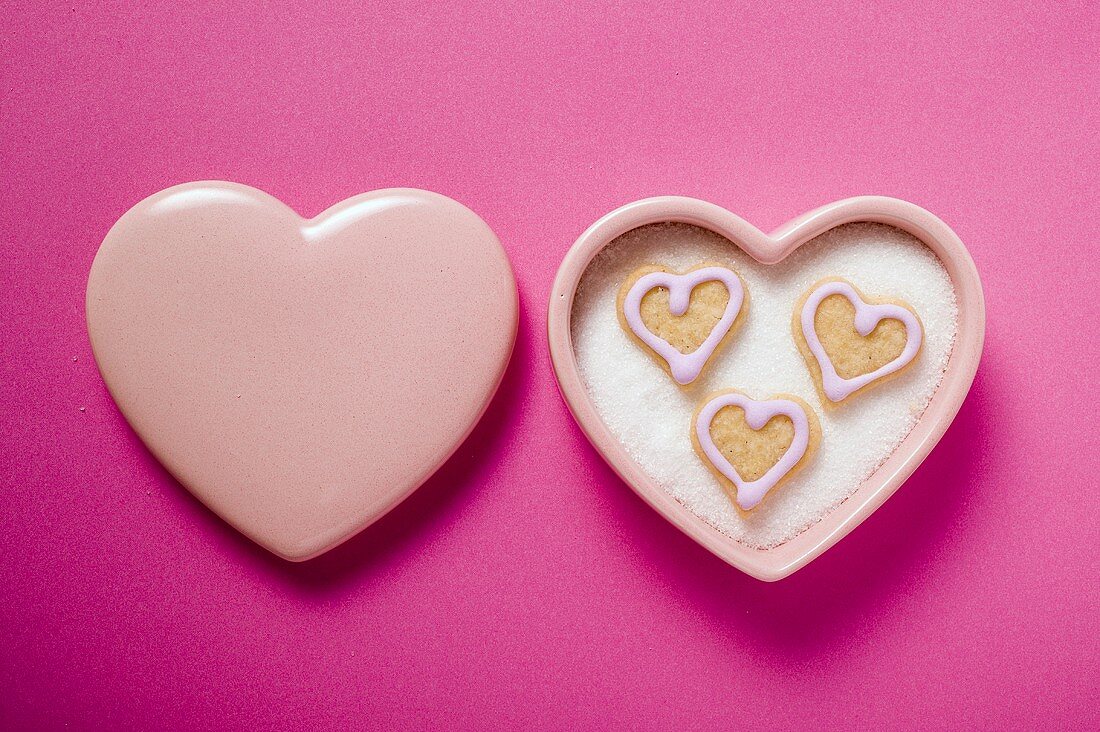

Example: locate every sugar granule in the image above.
[571,223,958,548]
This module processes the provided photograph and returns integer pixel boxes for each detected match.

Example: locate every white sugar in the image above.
[571,223,958,548]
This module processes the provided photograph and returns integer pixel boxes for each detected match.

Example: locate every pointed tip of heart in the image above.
[268,539,328,563]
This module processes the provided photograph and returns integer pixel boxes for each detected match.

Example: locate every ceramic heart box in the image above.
[548,196,984,581]
[87,182,517,561]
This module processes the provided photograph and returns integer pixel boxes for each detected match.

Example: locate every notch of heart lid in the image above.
[548,195,984,581]
[87,181,517,561]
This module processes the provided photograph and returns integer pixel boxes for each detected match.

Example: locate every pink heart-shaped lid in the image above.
[87,182,517,561]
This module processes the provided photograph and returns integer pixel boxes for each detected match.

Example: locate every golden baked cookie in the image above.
[617,263,748,386]
[692,389,821,512]
[794,277,923,406]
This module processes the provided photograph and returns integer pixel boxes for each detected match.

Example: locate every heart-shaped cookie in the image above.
[548,196,983,580]
[87,182,517,561]
[692,390,821,511]
[795,278,923,404]
[617,264,747,385]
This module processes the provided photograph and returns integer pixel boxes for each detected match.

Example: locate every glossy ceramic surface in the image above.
[87,182,517,560]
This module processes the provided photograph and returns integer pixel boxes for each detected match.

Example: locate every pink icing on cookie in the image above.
[800,281,923,402]
[622,267,744,385]
[695,393,811,511]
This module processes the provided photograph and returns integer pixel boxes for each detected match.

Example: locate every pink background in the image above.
[2,2,1098,729]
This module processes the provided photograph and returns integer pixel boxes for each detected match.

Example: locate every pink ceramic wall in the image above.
[2,3,1097,730]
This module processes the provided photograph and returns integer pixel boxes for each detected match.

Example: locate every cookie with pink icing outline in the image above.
[616,263,748,386]
[794,277,924,406]
[692,389,821,512]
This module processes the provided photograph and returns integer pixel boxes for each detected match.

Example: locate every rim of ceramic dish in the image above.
[546,195,985,581]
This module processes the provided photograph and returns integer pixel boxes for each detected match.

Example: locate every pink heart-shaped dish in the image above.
[548,196,984,581]
[88,182,517,561]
